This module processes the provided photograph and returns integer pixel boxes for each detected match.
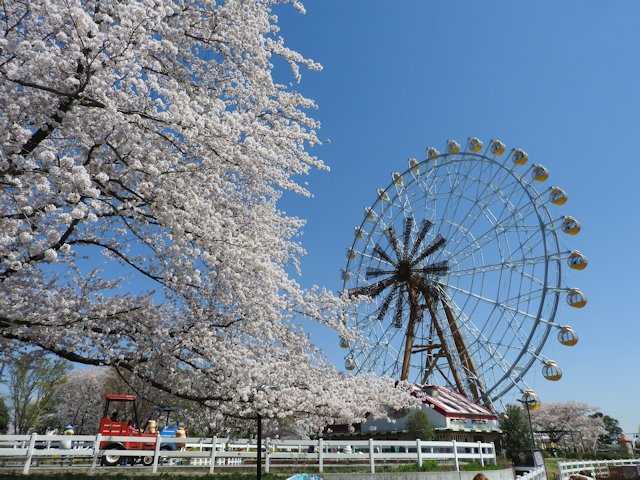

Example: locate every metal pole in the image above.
[257,415,262,480]
[525,401,535,451]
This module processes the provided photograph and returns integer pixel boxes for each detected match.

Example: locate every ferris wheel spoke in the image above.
[446,296,531,396]
[445,173,536,259]
[348,277,396,298]
[441,173,523,252]
[449,217,540,267]
[443,283,544,320]
[435,158,476,242]
[410,219,433,258]
[447,254,549,276]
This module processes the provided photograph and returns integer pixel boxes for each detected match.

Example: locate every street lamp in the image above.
[517,389,540,466]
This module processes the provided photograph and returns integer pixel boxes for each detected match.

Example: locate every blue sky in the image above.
[275,1,640,431]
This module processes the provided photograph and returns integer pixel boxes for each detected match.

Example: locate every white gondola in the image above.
[354,227,364,240]
[339,336,350,349]
[392,172,403,187]
[345,356,356,371]
[346,248,356,260]
[341,269,351,281]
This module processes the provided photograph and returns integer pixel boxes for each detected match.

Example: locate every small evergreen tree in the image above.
[500,404,531,462]
[406,409,434,440]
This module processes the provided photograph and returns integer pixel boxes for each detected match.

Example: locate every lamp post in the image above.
[255,384,277,480]
[517,391,539,466]
[257,414,263,480]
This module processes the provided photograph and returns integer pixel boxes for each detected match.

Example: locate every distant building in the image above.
[327,385,501,443]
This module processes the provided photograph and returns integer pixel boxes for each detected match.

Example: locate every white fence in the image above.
[517,466,547,480]
[0,434,496,475]
[558,458,640,480]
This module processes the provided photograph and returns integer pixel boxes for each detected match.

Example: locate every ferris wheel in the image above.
[340,137,587,407]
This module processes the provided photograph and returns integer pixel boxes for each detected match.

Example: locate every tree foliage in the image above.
[406,409,434,440]
[531,402,605,452]
[590,412,623,446]
[0,396,8,433]
[0,0,413,428]
[5,352,70,433]
[499,404,532,462]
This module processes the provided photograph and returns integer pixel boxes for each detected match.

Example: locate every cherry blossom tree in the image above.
[0,0,414,428]
[531,402,606,453]
[52,368,108,434]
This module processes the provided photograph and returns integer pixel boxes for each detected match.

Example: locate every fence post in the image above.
[318,438,324,473]
[22,433,37,475]
[477,441,484,467]
[90,433,102,473]
[265,437,270,474]
[417,439,423,467]
[369,438,375,474]
[491,441,497,465]
[452,439,459,471]
[152,433,162,473]
[208,436,217,474]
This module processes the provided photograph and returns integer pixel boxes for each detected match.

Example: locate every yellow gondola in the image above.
[558,325,579,346]
[364,207,376,222]
[566,288,587,308]
[377,188,390,203]
[468,137,483,153]
[447,139,461,154]
[409,157,420,174]
[427,147,440,160]
[532,164,549,182]
[561,216,581,235]
[542,360,562,381]
[513,148,528,165]
[491,139,506,155]
[567,250,588,270]
[549,186,568,205]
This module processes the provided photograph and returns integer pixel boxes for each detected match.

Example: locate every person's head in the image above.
[473,473,489,480]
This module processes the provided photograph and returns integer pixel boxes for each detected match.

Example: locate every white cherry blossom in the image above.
[0,0,413,425]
